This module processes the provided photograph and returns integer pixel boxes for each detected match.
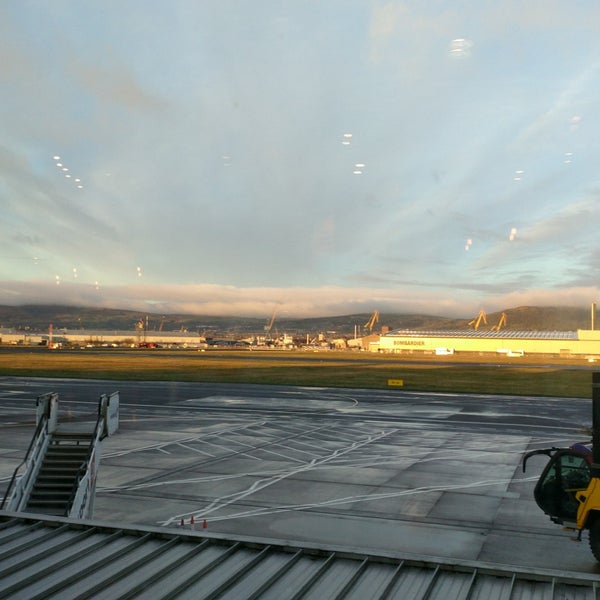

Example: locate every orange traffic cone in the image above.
[202,519,207,529]
[190,515,195,525]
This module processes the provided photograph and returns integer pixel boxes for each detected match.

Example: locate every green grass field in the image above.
[0,347,596,398]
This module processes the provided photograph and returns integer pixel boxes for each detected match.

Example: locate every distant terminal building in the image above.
[0,329,203,348]
[376,329,600,358]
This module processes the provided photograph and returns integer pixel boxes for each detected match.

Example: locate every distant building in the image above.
[377,329,600,358]
[0,329,203,347]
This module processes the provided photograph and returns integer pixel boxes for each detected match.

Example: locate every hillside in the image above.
[0,304,595,337]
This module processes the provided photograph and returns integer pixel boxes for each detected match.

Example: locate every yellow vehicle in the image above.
[523,373,600,561]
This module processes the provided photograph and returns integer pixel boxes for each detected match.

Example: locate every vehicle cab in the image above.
[523,444,592,526]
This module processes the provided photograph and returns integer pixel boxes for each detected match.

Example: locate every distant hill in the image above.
[0,304,596,337]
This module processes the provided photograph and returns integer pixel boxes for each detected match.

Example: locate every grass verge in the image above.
[0,348,595,397]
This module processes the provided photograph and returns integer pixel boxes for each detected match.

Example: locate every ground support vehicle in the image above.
[523,372,600,561]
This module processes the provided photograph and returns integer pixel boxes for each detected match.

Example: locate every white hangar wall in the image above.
[378,329,600,357]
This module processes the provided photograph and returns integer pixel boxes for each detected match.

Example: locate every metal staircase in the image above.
[1,391,119,519]
[25,431,93,515]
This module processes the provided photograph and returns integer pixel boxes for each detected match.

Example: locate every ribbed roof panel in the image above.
[385,329,579,340]
[0,513,597,600]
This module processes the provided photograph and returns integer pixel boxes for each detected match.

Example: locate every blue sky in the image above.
[2,1,600,318]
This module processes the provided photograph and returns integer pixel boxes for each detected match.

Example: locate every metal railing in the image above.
[66,395,105,518]
[1,392,57,511]
[1,390,118,519]
[67,392,119,519]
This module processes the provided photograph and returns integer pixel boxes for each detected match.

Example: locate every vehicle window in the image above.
[536,452,591,521]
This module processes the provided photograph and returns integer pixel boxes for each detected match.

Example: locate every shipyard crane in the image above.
[491,312,507,331]
[264,304,281,342]
[468,308,487,330]
[364,310,380,334]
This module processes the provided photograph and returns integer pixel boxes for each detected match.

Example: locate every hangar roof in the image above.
[385,329,579,340]
[0,511,598,599]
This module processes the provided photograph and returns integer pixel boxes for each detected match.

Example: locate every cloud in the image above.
[514,60,600,149]
[523,198,599,244]
[0,280,598,320]
[71,62,167,112]
[2,3,600,322]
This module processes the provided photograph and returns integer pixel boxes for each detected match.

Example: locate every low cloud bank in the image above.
[1,280,598,319]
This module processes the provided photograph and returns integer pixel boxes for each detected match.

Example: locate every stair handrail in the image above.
[1,392,57,510]
[66,392,118,518]
[64,397,104,517]
[0,415,45,510]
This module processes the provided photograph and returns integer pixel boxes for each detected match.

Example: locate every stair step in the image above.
[38,468,78,474]
[38,467,81,473]
[24,505,68,516]
[26,499,69,508]
[18,427,98,518]
[25,505,70,517]
[30,484,72,491]
[37,477,81,484]
[52,435,94,444]
[43,462,85,467]
[39,468,82,475]
[47,454,89,460]
[31,488,72,495]
[29,491,72,501]
[33,481,73,490]
[35,473,77,484]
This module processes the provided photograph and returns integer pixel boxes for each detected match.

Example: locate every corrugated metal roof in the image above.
[385,329,580,340]
[1,511,598,599]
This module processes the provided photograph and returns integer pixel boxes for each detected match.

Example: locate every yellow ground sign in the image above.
[387,379,404,387]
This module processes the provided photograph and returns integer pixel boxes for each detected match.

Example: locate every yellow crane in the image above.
[491,312,507,331]
[468,308,487,330]
[364,310,380,334]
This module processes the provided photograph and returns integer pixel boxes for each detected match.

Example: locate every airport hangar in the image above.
[375,328,600,358]
[4,325,600,358]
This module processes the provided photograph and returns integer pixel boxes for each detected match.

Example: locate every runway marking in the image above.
[198,438,258,459]
[161,429,397,526]
[103,436,208,458]
[99,467,328,493]
[316,392,359,407]
[102,421,265,458]
[224,438,258,449]
[324,431,362,444]
[529,435,588,447]
[253,446,306,464]
[288,437,334,451]
[176,443,215,457]
[164,476,540,526]
[274,443,321,458]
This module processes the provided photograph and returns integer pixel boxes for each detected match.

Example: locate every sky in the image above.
[2,1,600,319]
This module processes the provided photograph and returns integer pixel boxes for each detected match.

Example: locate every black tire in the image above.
[589,518,600,563]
